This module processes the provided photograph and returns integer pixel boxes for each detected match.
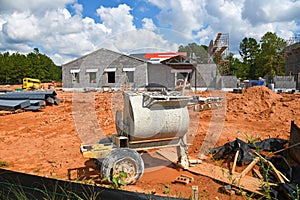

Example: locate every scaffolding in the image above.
[208,33,230,75]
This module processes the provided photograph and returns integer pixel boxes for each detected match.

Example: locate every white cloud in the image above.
[0,2,180,65]
[242,0,300,25]
[72,3,83,16]
[149,0,205,40]
[148,0,300,55]
[2,12,40,42]
[101,29,178,54]
[0,0,299,65]
[96,4,136,33]
[142,18,156,30]
[0,0,75,14]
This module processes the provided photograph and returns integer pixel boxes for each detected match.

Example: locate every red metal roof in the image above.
[143,52,187,59]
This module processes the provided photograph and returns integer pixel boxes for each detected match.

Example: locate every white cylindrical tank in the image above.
[122,91,190,142]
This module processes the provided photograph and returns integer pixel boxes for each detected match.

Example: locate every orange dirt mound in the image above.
[227,86,283,120]
[243,86,282,103]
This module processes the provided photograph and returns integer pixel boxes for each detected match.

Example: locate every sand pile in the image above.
[227,86,282,120]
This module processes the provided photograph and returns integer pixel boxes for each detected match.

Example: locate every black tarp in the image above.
[209,138,255,166]
[249,138,288,152]
[209,138,288,166]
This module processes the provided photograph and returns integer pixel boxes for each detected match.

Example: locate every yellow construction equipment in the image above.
[22,78,42,90]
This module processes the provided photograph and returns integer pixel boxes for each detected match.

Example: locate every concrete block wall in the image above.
[190,64,237,90]
[286,42,300,90]
[62,49,147,90]
[274,76,296,89]
[147,64,175,90]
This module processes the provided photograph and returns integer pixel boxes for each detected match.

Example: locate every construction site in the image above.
[0,83,299,199]
[0,34,300,199]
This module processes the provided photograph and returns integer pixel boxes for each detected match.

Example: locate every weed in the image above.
[40,182,73,200]
[176,191,183,198]
[102,171,128,189]
[72,185,102,200]
[295,185,300,200]
[33,168,40,173]
[0,161,10,167]
[163,184,170,194]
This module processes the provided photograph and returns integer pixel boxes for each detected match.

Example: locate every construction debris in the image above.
[209,138,288,166]
[202,121,300,199]
[174,174,194,185]
[190,96,223,112]
[0,90,59,113]
[188,161,266,195]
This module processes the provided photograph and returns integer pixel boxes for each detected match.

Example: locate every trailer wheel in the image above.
[101,148,144,184]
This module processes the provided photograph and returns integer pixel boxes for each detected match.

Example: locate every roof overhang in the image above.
[171,69,193,73]
[86,69,98,73]
[70,69,80,73]
[104,68,116,72]
[123,68,136,72]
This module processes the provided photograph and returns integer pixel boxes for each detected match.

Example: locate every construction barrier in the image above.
[0,169,184,200]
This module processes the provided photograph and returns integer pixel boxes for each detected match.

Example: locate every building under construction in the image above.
[286,35,300,90]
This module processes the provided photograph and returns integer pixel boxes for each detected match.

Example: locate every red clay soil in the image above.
[0,86,299,199]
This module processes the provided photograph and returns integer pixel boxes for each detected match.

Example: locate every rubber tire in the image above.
[101,148,144,184]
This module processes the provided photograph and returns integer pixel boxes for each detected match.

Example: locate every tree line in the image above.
[179,32,287,80]
[0,48,61,84]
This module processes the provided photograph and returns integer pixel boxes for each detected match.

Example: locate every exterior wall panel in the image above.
[147,64,175,90]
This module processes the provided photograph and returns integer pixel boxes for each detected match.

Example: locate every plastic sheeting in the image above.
[209,138,255,166]
[209,138,288,166]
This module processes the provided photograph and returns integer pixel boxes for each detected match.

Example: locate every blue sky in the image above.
[72,0,161,27]
[0,0,300,65]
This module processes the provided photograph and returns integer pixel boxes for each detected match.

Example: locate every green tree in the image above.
[0,48,61,84]
[26,48,61,82]
[225,53,246,78]
[258,32,286,76]
[0,52,14,84]
[239,37,260,79]
[178,43,208,63]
